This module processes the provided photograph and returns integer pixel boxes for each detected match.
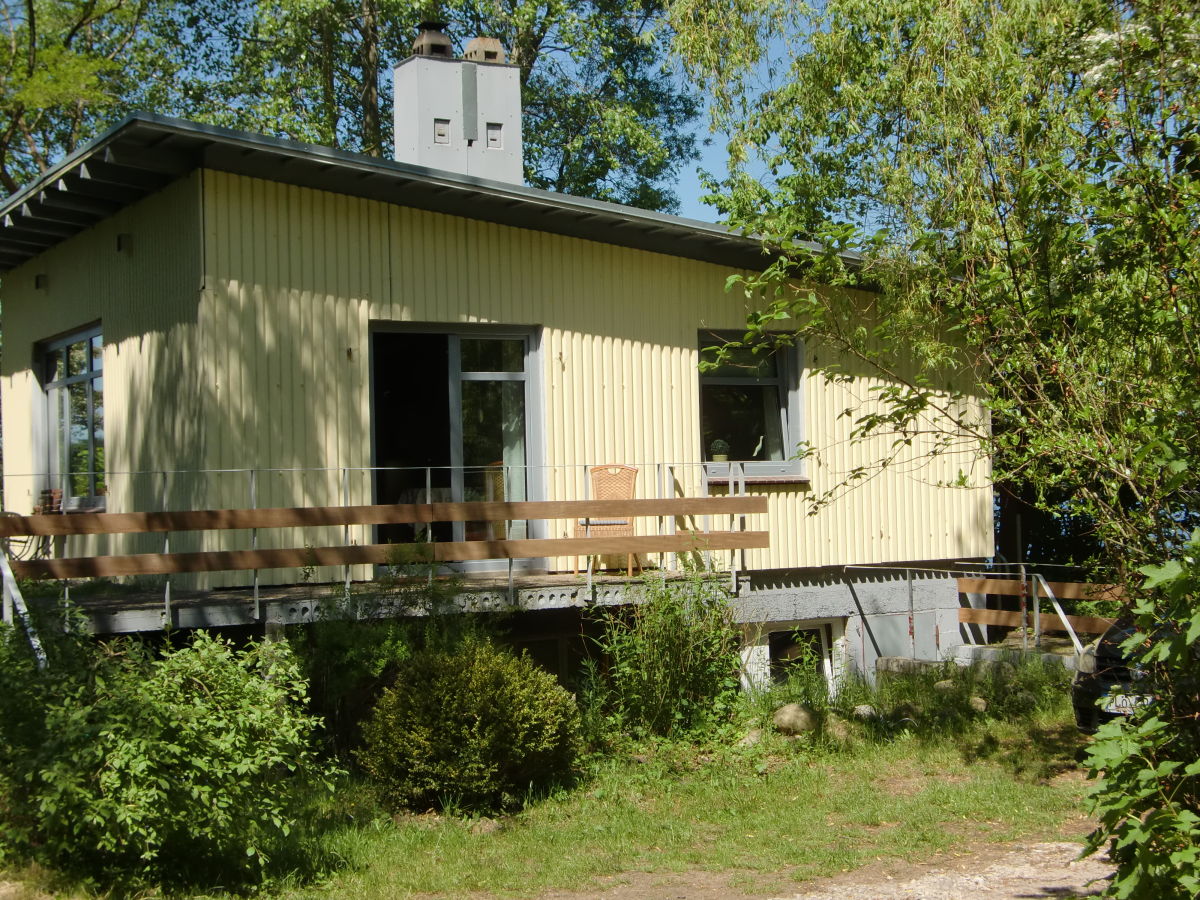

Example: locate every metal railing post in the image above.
[1032,575,1041,648]
[425,467,433,586]
[1018,562,1028,653]
[907,568,916,658]
[656,462,664,571]
[424,465,433,505]
[730,461,744,594]
[668,464,678,573]
[249,469,260,621]
[342,467,351,598]
[161,471,171,626]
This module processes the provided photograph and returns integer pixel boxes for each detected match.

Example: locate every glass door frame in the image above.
[369,322,546,572]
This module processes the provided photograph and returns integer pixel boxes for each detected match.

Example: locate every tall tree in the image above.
[1,1,699,212]
[0,0,186,193]
[672,0,1200,892]
[168,0,700,210]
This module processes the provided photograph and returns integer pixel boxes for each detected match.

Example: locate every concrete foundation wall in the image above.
[732,566,967,683]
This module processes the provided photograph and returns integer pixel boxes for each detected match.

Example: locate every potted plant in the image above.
[709,438,730,462]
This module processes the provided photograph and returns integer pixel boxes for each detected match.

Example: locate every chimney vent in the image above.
[412,21,453,57]
[463,37,506,64]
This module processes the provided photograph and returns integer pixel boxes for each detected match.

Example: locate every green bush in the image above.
[0,627,336,891]
[1086,537,1200,899]
[587,574,742,738]
[358,637,580,812]
[288,576,487,758]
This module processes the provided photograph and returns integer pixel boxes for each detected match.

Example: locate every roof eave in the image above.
[0,113,852,275]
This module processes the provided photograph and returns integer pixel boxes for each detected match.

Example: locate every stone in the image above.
[876,656,940,676]
[738,727,764,748]
[824,715,855,743]
[469,817,502,835]
[851,704,878,720]
[1011,690,1037,712]
[969,696,988,713]
[773,703,819,735]
[934,679,957,692]
[892,701,922,722]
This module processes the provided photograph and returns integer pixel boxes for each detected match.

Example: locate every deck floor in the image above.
[25,570,669,633]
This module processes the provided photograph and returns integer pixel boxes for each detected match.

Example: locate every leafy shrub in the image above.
[358,637,580,812]
[0,627,336,891]
[292,614,416,756]
[587,574,741,737]
[1086,537,1200,899]
[289,577,490,757]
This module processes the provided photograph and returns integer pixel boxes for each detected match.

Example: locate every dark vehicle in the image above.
[1072,623,1153,733]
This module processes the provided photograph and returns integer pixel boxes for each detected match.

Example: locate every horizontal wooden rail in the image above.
[12,532,771,580]
[956,577,1124,603]
[958,607,1114,635]
[0,497,768,537]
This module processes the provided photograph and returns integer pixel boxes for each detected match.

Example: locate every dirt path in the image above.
[772,841,1111,899]
[536,840,1112,900]
[1,840,1112,900]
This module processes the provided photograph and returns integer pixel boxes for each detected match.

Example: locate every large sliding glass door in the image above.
[372,328,538,565]
[455,337,529,541]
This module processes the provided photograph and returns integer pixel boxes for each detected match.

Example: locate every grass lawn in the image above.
[288,715,1091,899]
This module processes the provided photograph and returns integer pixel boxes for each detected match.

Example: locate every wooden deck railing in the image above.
[956,576,1118,650]
[0,497,769,580]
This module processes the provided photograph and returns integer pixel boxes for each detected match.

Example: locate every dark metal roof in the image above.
[0,112,794,274]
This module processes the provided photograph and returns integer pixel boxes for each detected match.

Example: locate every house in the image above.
[0,26,992,685]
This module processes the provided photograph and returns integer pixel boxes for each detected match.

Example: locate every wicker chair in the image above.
[574,464,640,577]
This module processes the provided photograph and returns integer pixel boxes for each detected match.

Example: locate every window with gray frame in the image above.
[371,327,541,561]
[698,333,804,478]
[42,326,105,506]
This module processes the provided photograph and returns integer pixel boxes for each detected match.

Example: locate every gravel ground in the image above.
[772,841,1111,899]
[0,839,1112,900]
[534,840,1112,900]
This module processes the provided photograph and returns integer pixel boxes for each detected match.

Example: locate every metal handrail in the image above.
[1034,573,1085,656]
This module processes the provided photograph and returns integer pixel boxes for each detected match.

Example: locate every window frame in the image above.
[40,324,105,509]
[698,332,807,482]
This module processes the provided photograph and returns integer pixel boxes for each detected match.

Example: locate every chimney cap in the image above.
[463,36,506,65]
[413,21,453,58]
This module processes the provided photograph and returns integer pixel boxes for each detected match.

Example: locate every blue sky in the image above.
[674,134,726,224]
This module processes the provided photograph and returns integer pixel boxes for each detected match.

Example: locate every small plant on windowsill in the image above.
[709,439,730,462]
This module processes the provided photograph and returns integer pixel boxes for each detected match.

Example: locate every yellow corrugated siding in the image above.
[2,169,990,587]
[1,175,204,565]
[202,170,993,572]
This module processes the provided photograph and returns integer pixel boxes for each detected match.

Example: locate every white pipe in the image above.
[1035,573,1084,656]
[1,553,47,669]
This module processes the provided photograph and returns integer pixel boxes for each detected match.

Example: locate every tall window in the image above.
[699,334,804,478]
[43,327,105,505]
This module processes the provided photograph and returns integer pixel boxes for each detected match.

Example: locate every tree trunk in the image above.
[359,0,380,156]
[320,7,339,147]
